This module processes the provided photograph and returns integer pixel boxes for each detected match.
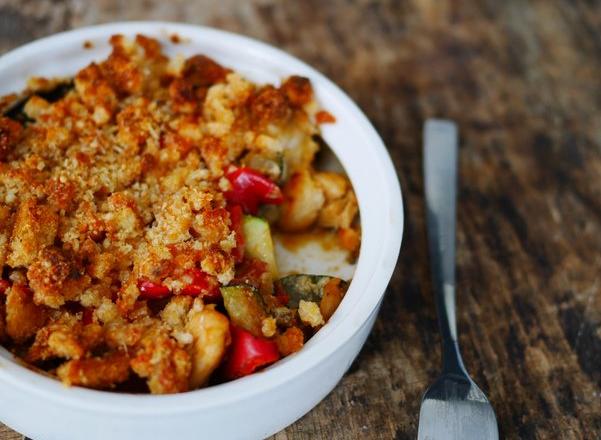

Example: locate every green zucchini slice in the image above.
[242,215,278,277]
[221,285,267,336]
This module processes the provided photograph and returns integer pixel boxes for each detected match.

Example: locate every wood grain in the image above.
[1,0,601,438]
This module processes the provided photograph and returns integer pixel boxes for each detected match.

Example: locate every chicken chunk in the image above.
[186,302,231,389]
[312,171,358,230]
[317,191,358,230]
[313,171,349,201]
[279,170,325,231]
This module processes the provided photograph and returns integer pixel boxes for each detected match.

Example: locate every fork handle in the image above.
[424,120,466,375]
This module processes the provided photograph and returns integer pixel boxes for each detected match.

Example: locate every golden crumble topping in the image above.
[0,34,359,393]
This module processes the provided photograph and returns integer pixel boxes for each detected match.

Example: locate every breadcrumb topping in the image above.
[298,300,325,328]
[0,34,358,394]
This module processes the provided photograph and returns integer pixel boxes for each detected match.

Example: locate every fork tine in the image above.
[418,397,498,440]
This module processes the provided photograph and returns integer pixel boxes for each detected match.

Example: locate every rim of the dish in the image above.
[0,21,403,414]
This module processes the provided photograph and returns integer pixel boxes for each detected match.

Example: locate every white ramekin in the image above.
[0,22,403,440]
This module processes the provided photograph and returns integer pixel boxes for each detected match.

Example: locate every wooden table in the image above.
[2,1,600,438]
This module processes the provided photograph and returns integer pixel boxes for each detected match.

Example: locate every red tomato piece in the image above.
[180,268,221,301]
[225,167,283,214]
[138,279,171,299]
[223,325,280,380]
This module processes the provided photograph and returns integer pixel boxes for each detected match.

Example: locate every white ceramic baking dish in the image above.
[0,22,403,440]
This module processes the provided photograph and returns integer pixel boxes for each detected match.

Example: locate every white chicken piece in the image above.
[186,301,231,388]
[313,171,348,201]
[279,169,325,231]
[317,191,358,229]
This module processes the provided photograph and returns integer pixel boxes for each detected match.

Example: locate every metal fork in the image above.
[418,120,499,440]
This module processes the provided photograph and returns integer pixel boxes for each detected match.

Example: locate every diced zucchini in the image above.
[278,275,349,309]
[243,215,278,277]
[221,285,267,337]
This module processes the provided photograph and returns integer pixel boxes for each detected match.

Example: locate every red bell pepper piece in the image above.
[223,325,280,380]
[181,268,221,301]
[225,167,283,214]
[227,204,245,263]
[0,279,10,294]
[138,279,171,299]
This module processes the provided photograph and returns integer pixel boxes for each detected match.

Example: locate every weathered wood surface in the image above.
[1,0,601,438]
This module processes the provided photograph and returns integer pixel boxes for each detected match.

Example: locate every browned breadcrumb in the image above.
[0,34,357,394]
[5,284,49,343]
[26,316,103,362]
[0,117,23,160]
[276,326,304,356]
[130,327,192,394]
[319,278,346,321]
[27,247,90,308]
[57,351,131,389]
[0,204,13,267]
[7,199,58,267]
[280,76,313,108]
[298,300,325,327]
